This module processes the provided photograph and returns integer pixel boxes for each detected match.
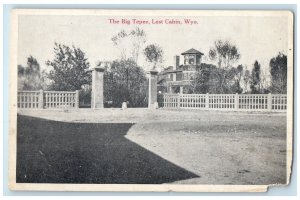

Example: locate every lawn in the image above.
[17,109,287,185]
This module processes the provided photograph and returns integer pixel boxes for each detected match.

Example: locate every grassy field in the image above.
[17,109,287,185]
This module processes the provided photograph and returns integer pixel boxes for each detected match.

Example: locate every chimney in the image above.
[174,55,180,70]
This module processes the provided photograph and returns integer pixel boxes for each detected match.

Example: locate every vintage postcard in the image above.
[9,9,294,192]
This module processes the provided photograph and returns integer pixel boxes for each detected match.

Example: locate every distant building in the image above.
[158,48,205,94]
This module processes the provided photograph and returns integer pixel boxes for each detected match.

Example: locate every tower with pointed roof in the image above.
[182,48,204,66]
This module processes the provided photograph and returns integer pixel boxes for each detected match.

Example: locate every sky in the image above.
[17,14,289,74]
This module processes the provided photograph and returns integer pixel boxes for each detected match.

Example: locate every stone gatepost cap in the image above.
[87,66,105,72]
[147,70,158,75]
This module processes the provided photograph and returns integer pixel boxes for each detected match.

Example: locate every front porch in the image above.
[166,80,191,94]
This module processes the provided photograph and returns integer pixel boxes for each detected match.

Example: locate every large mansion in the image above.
[158,48,206,94]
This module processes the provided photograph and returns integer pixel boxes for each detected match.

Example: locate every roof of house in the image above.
[160,69,182,75]
[181,48,204,55]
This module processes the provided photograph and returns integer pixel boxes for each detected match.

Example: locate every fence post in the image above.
[235,93,239,111]
[75,90,79,108]
[177,94,181,108]
[38,89,44,109]
[267,93,272,111]
[205,93,209,110]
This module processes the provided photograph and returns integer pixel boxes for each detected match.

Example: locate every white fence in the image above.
[18,90,79,109]
[162,93,287,112]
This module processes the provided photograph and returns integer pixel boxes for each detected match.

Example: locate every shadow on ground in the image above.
[17,115,199,184]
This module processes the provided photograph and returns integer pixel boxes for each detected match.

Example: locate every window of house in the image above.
[196,55,201,64]
[183,73,188,80]
[177,73,182,81]
[189,55,195,64]
[184,56,189,65]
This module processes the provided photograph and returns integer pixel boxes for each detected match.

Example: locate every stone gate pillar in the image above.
[91,66,105,109]
[147,70,158,109]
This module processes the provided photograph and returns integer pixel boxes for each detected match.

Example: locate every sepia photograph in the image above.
[9,9,293,192]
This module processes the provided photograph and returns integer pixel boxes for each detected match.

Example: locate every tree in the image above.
[18,56,46,90]
[269,52,287,94]
[188,64,215,94]
[229,65,243,94]
[236,65,244,83]
[250,61,262,94]
[79,84,92,107]
[187,63,244,94]
[209,40,241,69]
[243,68,251,93]
[111,27,146,64]
[208,40,241,93]
[104,59,148,107]
[260,69,270,94]
[46,43,91,91]
[224,67,242,93]
[143,44,163,70]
